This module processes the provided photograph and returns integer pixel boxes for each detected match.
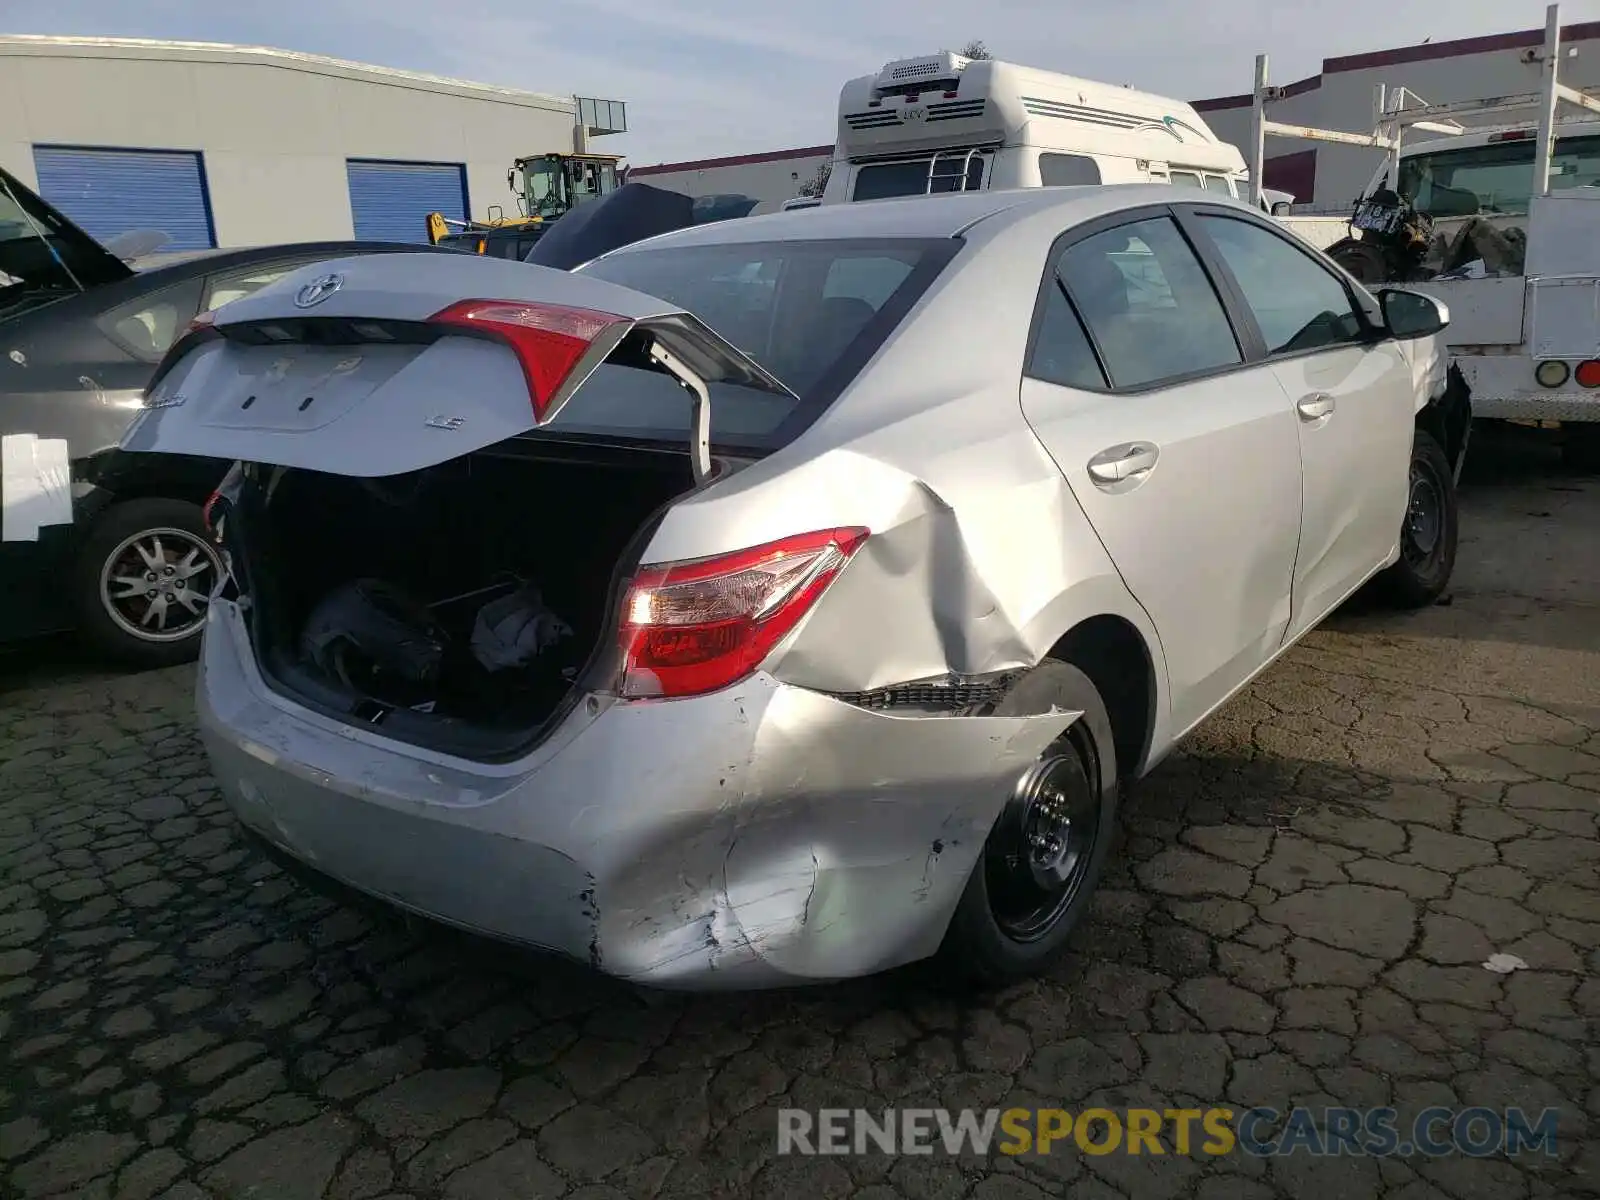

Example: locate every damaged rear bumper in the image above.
[197,600,1075,990]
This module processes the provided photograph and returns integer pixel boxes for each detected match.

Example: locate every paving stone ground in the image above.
[1,428,1596,1200]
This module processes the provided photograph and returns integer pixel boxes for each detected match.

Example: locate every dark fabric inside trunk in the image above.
[239,441,693,745]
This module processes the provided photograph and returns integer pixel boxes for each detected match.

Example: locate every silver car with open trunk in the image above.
[123,185,1461,989]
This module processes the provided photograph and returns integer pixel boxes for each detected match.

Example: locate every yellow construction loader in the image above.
[425,151,625,256]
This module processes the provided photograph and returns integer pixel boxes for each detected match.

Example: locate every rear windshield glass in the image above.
[566,236,956,450]
[852,154,989,201]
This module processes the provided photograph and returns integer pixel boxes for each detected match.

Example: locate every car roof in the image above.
[599,184,1250,253]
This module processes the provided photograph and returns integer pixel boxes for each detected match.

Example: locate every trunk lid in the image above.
[120,252,794,479]
[0,165,135,291]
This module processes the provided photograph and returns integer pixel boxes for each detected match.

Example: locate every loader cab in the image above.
[513,153,624,220]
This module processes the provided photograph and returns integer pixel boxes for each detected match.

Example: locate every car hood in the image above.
[0,165,134,290]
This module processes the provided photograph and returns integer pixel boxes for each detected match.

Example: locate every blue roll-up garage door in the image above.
[32,146,216,252]
[347,160,469,244]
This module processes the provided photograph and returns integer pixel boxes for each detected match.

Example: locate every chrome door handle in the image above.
[1087,442,1160,484]
[1297,392,1335,421]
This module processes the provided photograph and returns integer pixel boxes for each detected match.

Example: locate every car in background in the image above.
[122,185,1462,989]
[0,165,443,667]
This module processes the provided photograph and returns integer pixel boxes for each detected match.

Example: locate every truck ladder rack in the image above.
[1246,3,1600,209]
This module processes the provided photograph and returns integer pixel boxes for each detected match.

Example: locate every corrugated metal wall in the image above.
[31,146,216,251]
[346,159,469,243]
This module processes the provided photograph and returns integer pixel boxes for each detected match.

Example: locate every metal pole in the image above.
[1532,4,1562,197]
[1249,54,1267,210]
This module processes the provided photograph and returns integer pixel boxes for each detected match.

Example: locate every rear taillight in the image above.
[1577,360,1600,389]
[618,527,870,699]
[428,299,628,420]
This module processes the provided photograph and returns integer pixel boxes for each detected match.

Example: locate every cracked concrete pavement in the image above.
[0,427,1596,1199]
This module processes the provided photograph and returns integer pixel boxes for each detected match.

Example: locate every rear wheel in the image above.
[1376,430,1458,609]
[940,661,1119,987]
[73,498,222,669]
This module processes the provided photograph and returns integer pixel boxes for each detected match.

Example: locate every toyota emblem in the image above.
[294,273,344,308]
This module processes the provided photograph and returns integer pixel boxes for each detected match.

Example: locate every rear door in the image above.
[121,252,793,477]
[1182,206,1414,640]
[1019,208,1304,735]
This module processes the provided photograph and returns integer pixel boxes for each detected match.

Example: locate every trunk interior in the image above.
[228,437,698,760]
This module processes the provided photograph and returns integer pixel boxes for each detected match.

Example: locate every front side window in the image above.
[1396,134,1600,217]
[1169,171,1204,189]
[1059,216,1241,389]
[1196,214,1364,355]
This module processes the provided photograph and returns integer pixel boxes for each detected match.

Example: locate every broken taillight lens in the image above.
[202,488,222,534]
[618,527,870,699]
[427,299,628,421]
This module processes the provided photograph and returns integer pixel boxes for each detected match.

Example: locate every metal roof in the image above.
[0,34,573,112]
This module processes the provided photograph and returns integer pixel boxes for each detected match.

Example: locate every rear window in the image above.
[568,237,956,450]
[1397,133,1600,217]
[851,153,988,201]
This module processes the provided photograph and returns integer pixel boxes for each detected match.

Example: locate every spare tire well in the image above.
[1038,616,1156,780]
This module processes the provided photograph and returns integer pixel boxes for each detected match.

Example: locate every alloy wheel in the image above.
[99,526,221,643]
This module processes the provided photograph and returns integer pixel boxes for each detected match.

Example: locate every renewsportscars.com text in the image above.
[776,1106,1561,1159]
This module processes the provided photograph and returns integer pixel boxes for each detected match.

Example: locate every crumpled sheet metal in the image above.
[654,437,1142,697]
[601,679,1080,989]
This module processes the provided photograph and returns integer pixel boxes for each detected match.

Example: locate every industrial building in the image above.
[629,16,1600,213]
[0,35,595,249]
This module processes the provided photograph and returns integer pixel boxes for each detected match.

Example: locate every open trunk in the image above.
[120,252,801,760]
[226,437,698,760]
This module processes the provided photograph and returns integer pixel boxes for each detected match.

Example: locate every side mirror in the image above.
[1379,288,1449,339]
[1271,201,1293,217]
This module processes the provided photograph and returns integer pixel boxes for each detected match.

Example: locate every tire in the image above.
[73,497,224,669]
[1326,238,1388,285]
[1561,423,1600,474]
[1376,429,1458,609]
[939,660,1120,987]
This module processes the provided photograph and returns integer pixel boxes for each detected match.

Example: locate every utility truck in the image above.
[1253,3,1600,470]
[818,51,1295,214]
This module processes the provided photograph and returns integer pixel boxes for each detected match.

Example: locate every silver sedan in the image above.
[123,184,1465,990]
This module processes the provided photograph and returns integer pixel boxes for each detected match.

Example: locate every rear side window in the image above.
[1169,171,1203,189]
[1059,217,1241,389]
[1028,276,1106,390]
[1201,174,1234,194]
[98,278,203,362]
[569,237,956,449]
[1040,154,1102,187]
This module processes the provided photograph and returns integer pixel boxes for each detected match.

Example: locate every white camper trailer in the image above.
[819,53,1286,210]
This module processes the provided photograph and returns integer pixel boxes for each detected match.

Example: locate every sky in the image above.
[4,0,1595,165]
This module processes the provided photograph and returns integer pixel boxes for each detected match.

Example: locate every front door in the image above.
[1187,211,1415,640]
[1019,211,1305,735]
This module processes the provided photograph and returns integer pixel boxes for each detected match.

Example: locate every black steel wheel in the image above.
[940,660,1120,986]
[984,724,1103,943]
[1377,430,1458,609]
